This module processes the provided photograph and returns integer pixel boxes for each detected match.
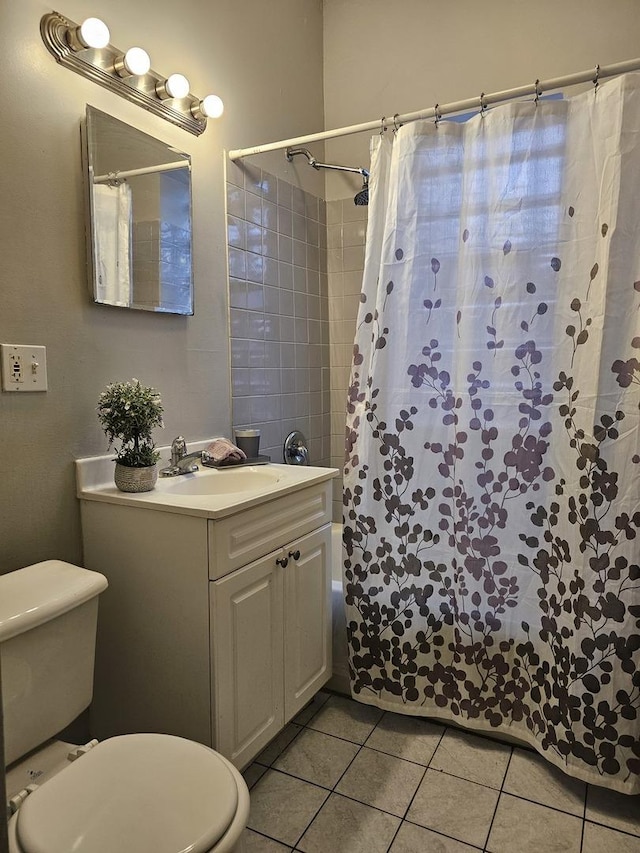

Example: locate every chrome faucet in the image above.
[160,436,209,477]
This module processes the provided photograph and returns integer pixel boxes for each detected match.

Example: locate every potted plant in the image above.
[97,378,164,492]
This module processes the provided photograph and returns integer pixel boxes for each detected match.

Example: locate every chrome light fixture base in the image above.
[40,11,207,136]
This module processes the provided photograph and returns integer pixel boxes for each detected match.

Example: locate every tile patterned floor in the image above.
[243,692,640,853]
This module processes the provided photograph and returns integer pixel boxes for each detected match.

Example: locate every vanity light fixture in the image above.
[40,11,224,136]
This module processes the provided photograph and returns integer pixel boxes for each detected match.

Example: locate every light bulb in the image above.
[123,47,151,76]
[72,17,110,49]
[158,73,190,99]
[201,94,224,118]
[115,47,151,77]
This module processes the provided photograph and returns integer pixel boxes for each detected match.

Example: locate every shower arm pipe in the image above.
[307,161,368,177]
[286,147,368,177]
[228,56,640,161]
[93,160,189,184]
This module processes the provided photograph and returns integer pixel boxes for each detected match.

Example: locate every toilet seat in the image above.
[10,734,242,853]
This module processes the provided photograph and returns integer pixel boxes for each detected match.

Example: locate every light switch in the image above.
[1,344,48,392]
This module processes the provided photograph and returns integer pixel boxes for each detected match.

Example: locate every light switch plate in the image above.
[1,344,48,392]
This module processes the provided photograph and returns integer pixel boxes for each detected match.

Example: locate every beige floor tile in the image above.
[244,829,293,851]
[248,769,328,847]
[308,695,383,744]
[297,793,401,853]
[503,749,586,816]
[430,727,511,789]
[586,784,640,836]
[407,768,498,847]
[336,746,425,817]
[273,728,359,788]
[486,793,582,853]
[243,762,268,790]
[582,821,640,853]
[256,723,302,766]
[293,690,332,726]
[390,821,481,852]
[364,712,445,765]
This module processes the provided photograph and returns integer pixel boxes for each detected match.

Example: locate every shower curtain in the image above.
[93,181,133,307]
[343,72,640,794]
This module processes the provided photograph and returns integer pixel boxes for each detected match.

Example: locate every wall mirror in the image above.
[82,106,193,314]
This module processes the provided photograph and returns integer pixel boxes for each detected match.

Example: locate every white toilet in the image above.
[1,560,250,853]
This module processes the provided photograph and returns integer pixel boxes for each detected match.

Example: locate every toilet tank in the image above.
[0,561,108,766]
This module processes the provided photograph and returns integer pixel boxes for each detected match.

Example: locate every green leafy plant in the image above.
[97,379,164,467]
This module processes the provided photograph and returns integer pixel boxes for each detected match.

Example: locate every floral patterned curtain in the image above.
[343,73,640,794]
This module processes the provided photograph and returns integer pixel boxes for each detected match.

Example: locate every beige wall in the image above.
[322,0,640,199]
[0,0,324,574]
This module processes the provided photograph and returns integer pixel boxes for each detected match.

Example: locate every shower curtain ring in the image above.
[479,92,487,116]
[380,116,387,135]
[593,64,600,93]
[534,79,541,106]
[434,103,442,126]
[392,113,402,134]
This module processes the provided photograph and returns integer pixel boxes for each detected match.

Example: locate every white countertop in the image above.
[76,440,339,520]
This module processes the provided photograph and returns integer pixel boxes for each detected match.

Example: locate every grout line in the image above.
[579,788,587,853]
[501,789,588,821]
[303,724,377,748]
[290,785,331,850]
[583,818,640,840]
[482,745,513,852]
[401,819,485,851]
[360,741,439,770]
[384,722,449,852]
[246,827,294,850]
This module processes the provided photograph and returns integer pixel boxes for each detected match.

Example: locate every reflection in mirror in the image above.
[82,106,193,314]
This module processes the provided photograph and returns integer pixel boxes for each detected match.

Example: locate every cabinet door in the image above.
[211,551,284,768]
[284,523,333,721]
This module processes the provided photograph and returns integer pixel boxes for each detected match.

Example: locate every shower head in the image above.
[354,173,369,206]
[286,147,369,205]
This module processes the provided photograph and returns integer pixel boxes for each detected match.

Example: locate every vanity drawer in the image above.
[207,482,331,579]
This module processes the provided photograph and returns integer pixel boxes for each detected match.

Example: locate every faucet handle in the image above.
[170,436,187,465]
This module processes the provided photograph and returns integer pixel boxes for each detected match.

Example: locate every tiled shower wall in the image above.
[327,200,367,522]
[226,168,367,517]
[226,163,331,466]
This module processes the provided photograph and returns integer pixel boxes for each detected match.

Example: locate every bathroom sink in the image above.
[159,466,282,496]
[77,446,339,519]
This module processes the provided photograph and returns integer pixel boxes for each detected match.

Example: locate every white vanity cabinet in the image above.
[79,469,334,770]
[211,524,331,768]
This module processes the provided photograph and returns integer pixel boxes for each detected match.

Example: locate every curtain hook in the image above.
[107,171,120,187]
[593,64,600,94]
[392,113,402,134]
[479,92,487,117]
[380,116,387,135]
[434,103,442,127]
[534,79,541,106]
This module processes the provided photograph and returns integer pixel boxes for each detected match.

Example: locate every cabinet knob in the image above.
[288,550,301,561]
[275,556,289,568]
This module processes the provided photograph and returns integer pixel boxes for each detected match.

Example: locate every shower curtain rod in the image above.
[228,57,640,162]
[93,160,189,184]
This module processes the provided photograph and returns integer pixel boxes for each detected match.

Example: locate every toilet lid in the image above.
[15,734,239,853]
